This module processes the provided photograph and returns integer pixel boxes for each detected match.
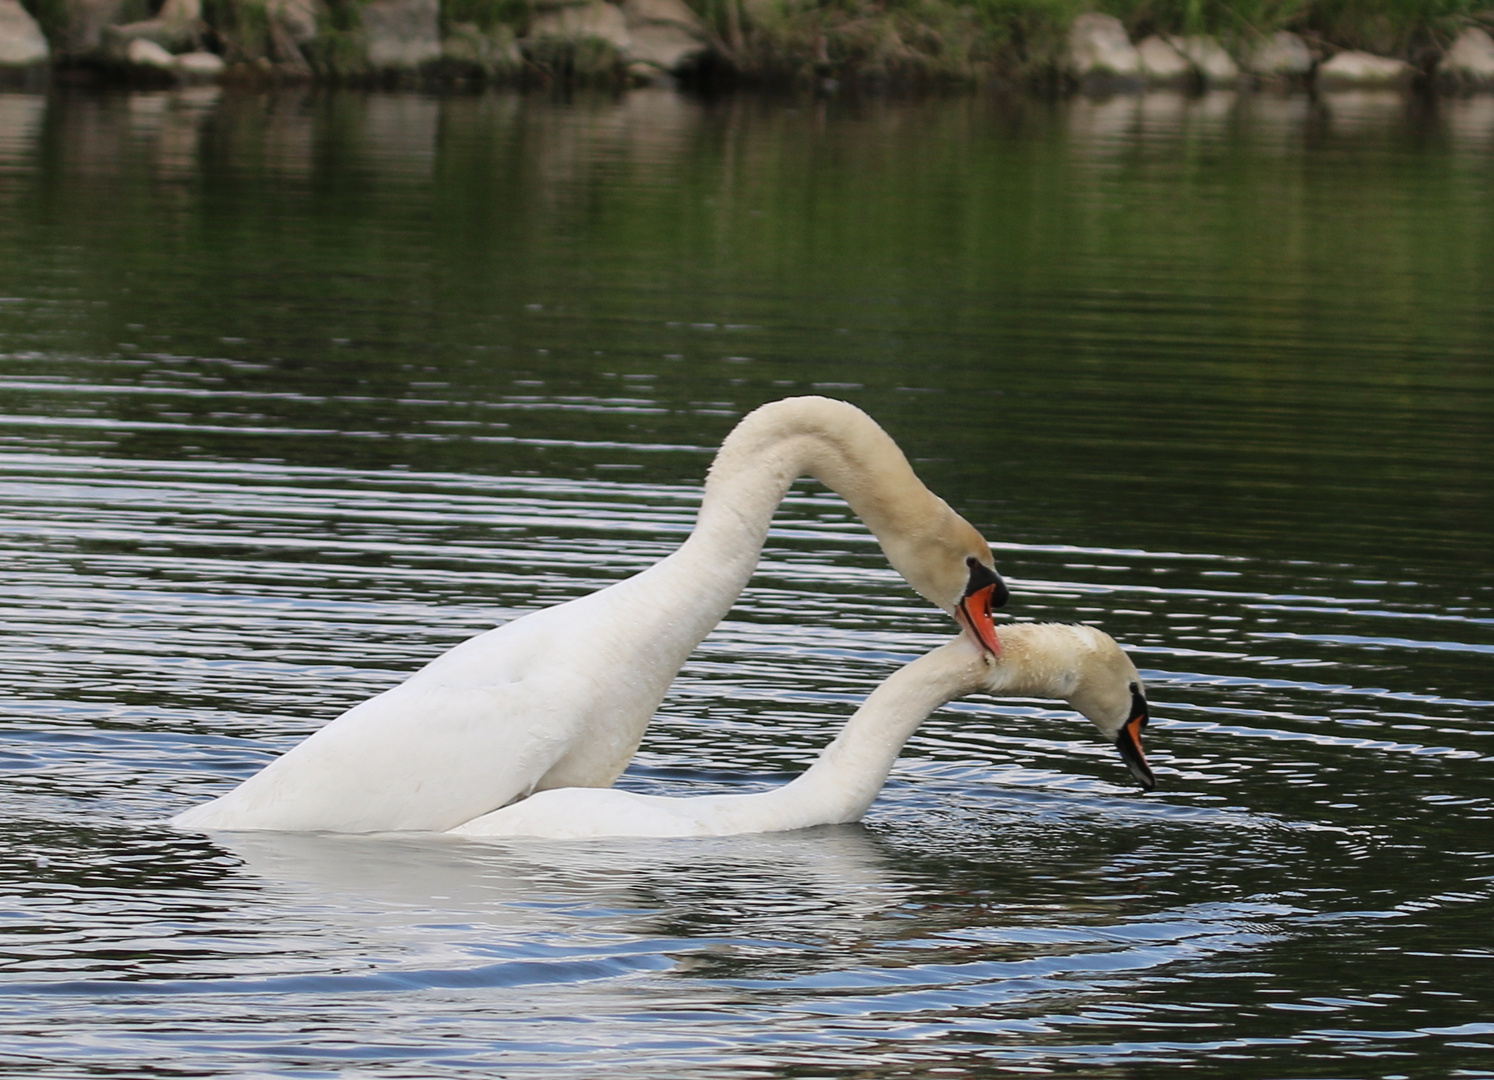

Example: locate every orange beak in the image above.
[956,582,1004,657]
[1115,691,1156,791]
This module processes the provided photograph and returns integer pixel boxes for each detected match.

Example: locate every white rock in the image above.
[620,0,706,69]
[1245,30,1311,76]
[363,0,441,70]
[1439,26,1494,86]
[1066,13,1140,81]
[627,22,705,70]
[0,0,50,66]
[1317,50,1412,87]
[528,0,632,51]
[107,0,203,53]
[626,58,659,82]
[1136,35,1188,82]
[126,36,177,69]
[1172,34,1238,83]
[175,49,225,77]
[622,0,705,32]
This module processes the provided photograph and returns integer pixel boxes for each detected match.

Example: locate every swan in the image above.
[449,623,1156,839]
[172,396,1009,833]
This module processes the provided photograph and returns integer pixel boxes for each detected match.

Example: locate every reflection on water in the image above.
[1445,93,1494,150]
[0,96,44,173]
[0,85,1491,1077]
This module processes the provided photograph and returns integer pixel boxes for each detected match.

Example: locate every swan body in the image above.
[172,397,1006,833]
[449,623,1155,840]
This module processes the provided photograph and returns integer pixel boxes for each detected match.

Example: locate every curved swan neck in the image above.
[445,623,1139,839]
[688,397,974,608]
[769,638,988,825]
[763,624,1113,826]
[978,622,1095,698]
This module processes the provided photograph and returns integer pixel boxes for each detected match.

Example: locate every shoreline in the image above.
[3,0,1494,95]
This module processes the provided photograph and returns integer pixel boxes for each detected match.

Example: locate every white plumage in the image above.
[449,623,1155,840]
[172,396,1006,833]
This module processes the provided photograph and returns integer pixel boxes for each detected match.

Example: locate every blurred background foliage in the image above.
[714,0,1494,82]
[16,0,1494,84]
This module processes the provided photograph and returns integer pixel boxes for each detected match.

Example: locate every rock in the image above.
[626,58,661,83]
[622,0,704,32]
[1135,33,1238,86]
[125,35,177,68]
[176,49,225,78]
[1317,50,1412,87]
[0,0,48,67]
[363,0,441,71]
[621,0,707,71]
[1438,26,1494,88]
[1244,30,1312,78]
[106,0,204,53]
[625,22,704,70]
[1136,35,1189,83]
[528,0,632,52]
[1171,34,1238,84]
[1066,13,1141,88]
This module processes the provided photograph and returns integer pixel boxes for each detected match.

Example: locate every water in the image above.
[1,85,1492,1077]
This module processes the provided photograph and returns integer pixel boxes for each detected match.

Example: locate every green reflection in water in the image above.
[2,88,1488,584]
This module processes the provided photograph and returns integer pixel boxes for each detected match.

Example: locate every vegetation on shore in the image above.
[15,0,1494,88]
[702,0,1494,86]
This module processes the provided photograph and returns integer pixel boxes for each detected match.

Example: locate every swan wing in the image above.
[172,664,584,833]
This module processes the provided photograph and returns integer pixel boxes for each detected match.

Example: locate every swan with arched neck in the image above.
[449,623,1155,840]
[172,397,1008,833]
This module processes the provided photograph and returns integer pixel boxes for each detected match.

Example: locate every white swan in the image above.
[449,623,1156,839]
[172,397,1008,833]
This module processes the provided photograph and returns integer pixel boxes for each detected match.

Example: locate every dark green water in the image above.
[0,85,1491,1078]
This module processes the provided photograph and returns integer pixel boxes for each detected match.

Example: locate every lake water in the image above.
[1,85,1491,1078]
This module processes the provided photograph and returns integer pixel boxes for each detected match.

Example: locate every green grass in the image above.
[443,0,531,32]
[202,0,274,62]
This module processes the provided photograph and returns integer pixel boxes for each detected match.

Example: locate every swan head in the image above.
[981,623,1156,791]
[889,507,1008,658]
[1063,631,1154,792]
[707,395,1008,657]
[955,552,1009,659]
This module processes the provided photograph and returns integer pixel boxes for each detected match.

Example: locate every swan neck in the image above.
[772,640,985,825]
[688,397,948,588]
[761,625,1102,828]
[978,622,1092,700]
